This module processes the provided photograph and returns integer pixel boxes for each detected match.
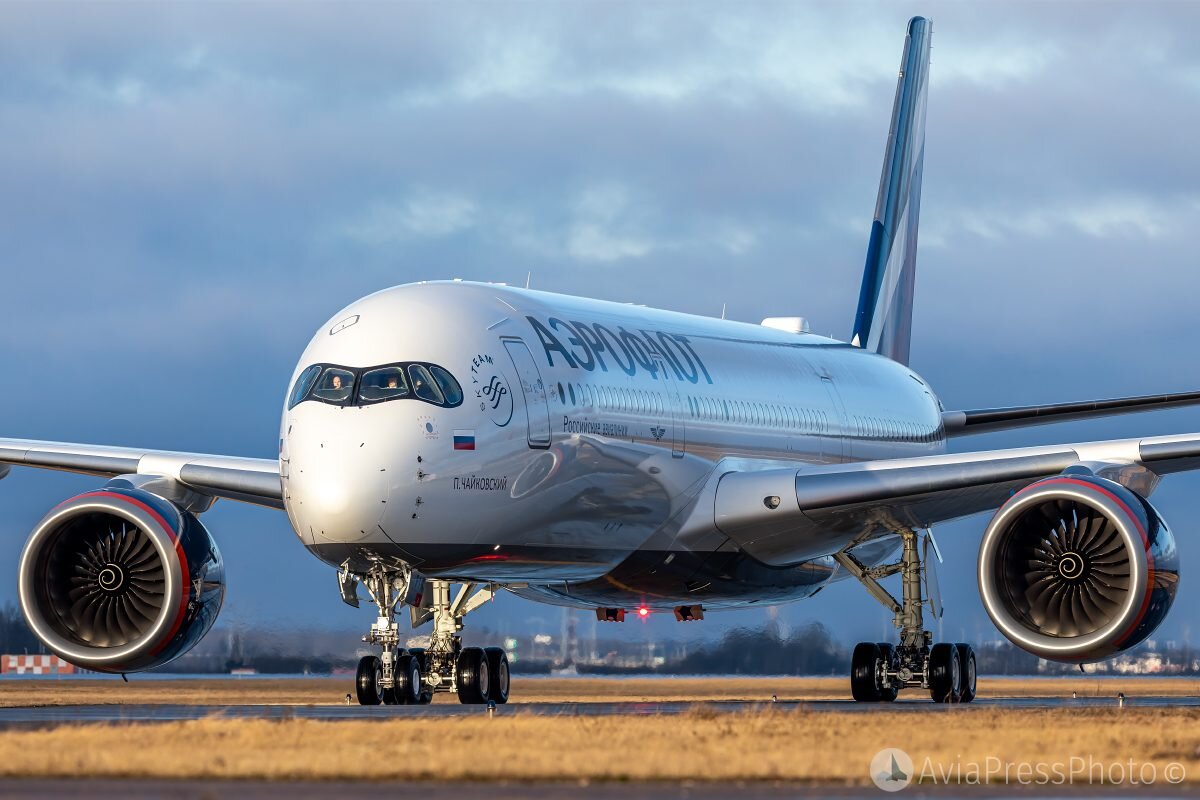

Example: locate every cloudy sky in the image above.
[2,1,1200,650]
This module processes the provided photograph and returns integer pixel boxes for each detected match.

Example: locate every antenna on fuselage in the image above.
[720,303,727,320]
[525,271,532,290]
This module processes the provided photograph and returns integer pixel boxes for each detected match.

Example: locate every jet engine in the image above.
[17,487,224,673]
[978,474,1178,663]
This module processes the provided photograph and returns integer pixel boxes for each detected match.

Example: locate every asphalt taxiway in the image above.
[0,694,1196,728]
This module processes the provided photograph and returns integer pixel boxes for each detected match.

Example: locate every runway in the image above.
[0,693,1196,728]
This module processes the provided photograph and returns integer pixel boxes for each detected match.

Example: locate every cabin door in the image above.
[503,338,552,449]
[652,356,686,458]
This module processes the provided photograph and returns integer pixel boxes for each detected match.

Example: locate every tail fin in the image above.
[850,16,932,366]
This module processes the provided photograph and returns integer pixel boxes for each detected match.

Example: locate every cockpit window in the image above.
[429,365,463,406]
[288,364,323,410]
[289,361,463,409]
[408,364,445,405]
[311,367,356,403]
[359,366,409,403]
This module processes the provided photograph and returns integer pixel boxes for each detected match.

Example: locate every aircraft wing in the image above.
[941,389,1200,437]
[0,438,282,510]
[713,432,1200,567]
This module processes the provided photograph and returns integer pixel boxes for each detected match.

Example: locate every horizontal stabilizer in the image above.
[942,390,1200,437]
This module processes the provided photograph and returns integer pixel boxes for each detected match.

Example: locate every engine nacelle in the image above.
[979,474,1178,663]
[18,487,224,673]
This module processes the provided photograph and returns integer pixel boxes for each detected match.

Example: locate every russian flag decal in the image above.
[453,430,476,451]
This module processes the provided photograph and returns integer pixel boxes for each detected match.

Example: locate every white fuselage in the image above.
[279,281,944,609]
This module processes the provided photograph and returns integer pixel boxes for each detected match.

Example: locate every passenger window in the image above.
[288,365,323,409]
[429,365,463,406]
[359,366,409,403]
[311,367,355,404]
[408,364,445,405]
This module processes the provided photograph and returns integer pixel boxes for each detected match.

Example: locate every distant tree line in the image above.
[0,604,41,655]
[669,622,846,675]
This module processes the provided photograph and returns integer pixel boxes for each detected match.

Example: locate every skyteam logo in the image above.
[870,748,914,792]
[470,353,513,427]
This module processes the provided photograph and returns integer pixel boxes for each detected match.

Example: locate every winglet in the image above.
[850,16,932,366]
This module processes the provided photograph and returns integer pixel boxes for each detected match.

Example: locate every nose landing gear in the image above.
[346,564,510,705]
[837,529,977,703]
[354,563,429,706]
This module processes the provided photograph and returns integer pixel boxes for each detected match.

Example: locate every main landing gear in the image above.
[835,529,977,703]
[347,563,510,706]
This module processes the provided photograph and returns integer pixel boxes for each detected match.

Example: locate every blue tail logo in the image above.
[850,16,932,367]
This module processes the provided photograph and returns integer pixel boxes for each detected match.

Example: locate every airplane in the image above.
[3,16,1197,705]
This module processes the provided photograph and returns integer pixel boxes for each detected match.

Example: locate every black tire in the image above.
[851,642,882,702]
[955,643,977,703]
[387,654,420,705]
[356,655,383,706]
[929,643,961,703]
[484,646,510,704]
[405,648,434,703]
[875,643,898,702]
[456,647,490,704]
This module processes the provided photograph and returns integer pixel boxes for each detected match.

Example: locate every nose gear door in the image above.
[503,338,552,449]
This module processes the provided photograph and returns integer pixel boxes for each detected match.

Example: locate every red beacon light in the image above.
[637,606,650,618]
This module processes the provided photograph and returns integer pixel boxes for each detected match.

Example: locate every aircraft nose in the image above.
[286,424,390,543]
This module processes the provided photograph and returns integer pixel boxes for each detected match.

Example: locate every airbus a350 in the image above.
[5,17,1195,705]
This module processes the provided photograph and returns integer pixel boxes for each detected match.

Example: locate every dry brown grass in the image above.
[0,706,1198,784]
[1,675,1197,707]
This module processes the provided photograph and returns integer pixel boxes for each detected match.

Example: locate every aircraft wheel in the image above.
[390,654,422,705]
[484,646,510,704]
[405,648,434,703]
[356,655,383,706]
[875,643,899,702]
[456,647,490,704]
[929,643,961,703]
[851,642,882,702]
[955,643,977,703]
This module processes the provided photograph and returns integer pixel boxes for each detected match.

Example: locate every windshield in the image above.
[429,365,463,406]
[310,367,356,403]
[289,361,464,409]
[408,364,445,405]
[288,365,322,410]
[359,366,409,403]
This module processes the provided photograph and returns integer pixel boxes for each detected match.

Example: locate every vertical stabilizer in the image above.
[850,16,932,366]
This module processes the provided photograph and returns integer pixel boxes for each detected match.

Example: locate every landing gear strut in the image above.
[836,529,977,703]
[348,564,510,706]
[355,563,428,705]
[417,579,509,705]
